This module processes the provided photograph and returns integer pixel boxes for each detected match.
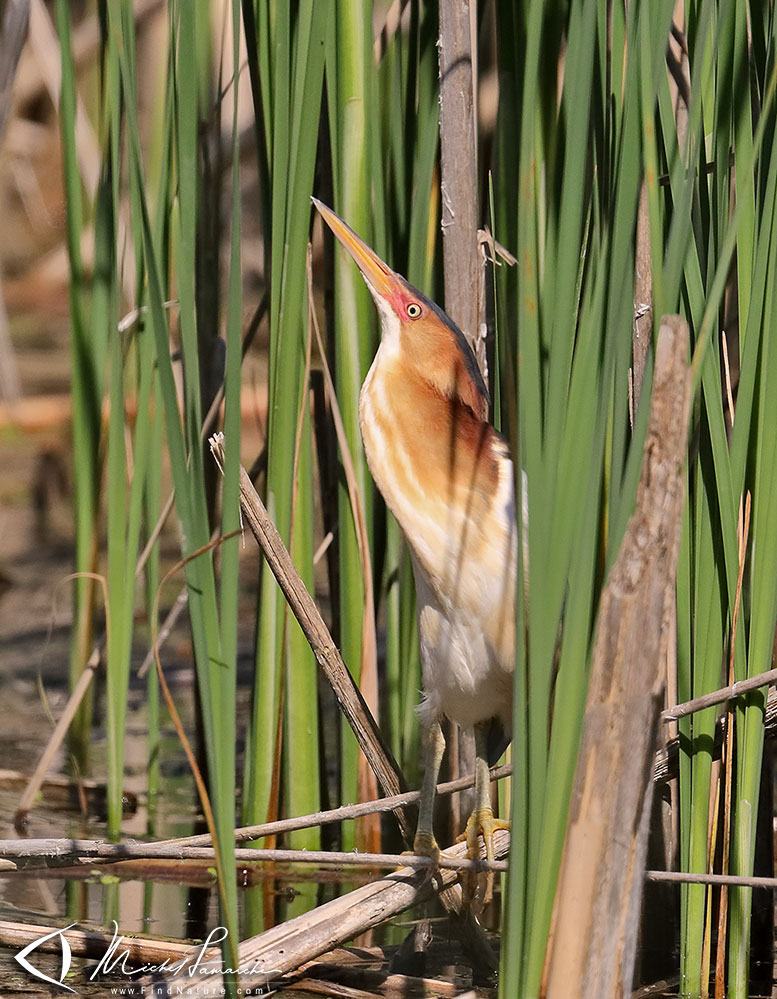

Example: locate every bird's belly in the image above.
[414,563,513,731]
[358,362,516,731]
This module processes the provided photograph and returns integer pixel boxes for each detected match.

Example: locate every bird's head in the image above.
[312,198,488,422]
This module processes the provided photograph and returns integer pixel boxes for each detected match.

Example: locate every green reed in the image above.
[494,1,777,995]
[53,3,777,997]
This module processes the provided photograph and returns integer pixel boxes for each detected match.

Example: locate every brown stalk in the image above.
[0,922,455,999]
[437,0,485,838]
[14,647,100,828]
[0,839,508,873]
[161,763,513,849]
[545,317,692,998]
[438,0,483,369]
[659,661,777,721]
[647,870,777,890]
[0,919,193,965]
[157,828,509,994]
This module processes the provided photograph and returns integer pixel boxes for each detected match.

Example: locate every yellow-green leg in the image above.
[413,720,445,863]
[459,721,510,903]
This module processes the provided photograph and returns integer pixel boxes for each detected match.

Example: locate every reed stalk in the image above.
[55,0,104,770]
[239,0,328,937]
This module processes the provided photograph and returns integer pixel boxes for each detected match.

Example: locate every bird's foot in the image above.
[456,807,510,907]
[413,828,441,863]
[404,829,441,884]
[458,806,510,860]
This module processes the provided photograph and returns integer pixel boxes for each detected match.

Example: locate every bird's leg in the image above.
[413,719,445,864]
[458,721,510,905]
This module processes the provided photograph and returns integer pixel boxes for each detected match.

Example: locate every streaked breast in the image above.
[359,351,517,646]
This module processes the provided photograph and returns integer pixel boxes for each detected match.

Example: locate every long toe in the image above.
[457,807,510,907]
[460,806,510,862]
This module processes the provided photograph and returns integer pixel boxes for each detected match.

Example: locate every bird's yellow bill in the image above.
[312,198,396,302]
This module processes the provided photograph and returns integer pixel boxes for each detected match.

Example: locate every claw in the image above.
[456,806,510,906]
[458,805,510,860]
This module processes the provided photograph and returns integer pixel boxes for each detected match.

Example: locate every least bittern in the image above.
[314,200,516,893]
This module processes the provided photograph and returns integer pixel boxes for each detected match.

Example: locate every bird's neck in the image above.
[359,349,434,527]
[359,345,503,586]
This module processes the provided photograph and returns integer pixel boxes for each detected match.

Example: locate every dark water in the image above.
[0,653,219,995]
[0,644,492,997]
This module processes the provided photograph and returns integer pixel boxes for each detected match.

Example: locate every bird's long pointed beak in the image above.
[312,198,396,302]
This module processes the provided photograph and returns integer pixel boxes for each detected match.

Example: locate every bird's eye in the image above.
[406,302,422,319]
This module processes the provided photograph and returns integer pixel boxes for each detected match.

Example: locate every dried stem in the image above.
[661,656,775,722]
[156,829,508,993]
[210,435,413,845]
[162,767,512,849]
[0,838,507,873]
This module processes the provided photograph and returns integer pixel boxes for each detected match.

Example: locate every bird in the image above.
[313,199,517,890]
